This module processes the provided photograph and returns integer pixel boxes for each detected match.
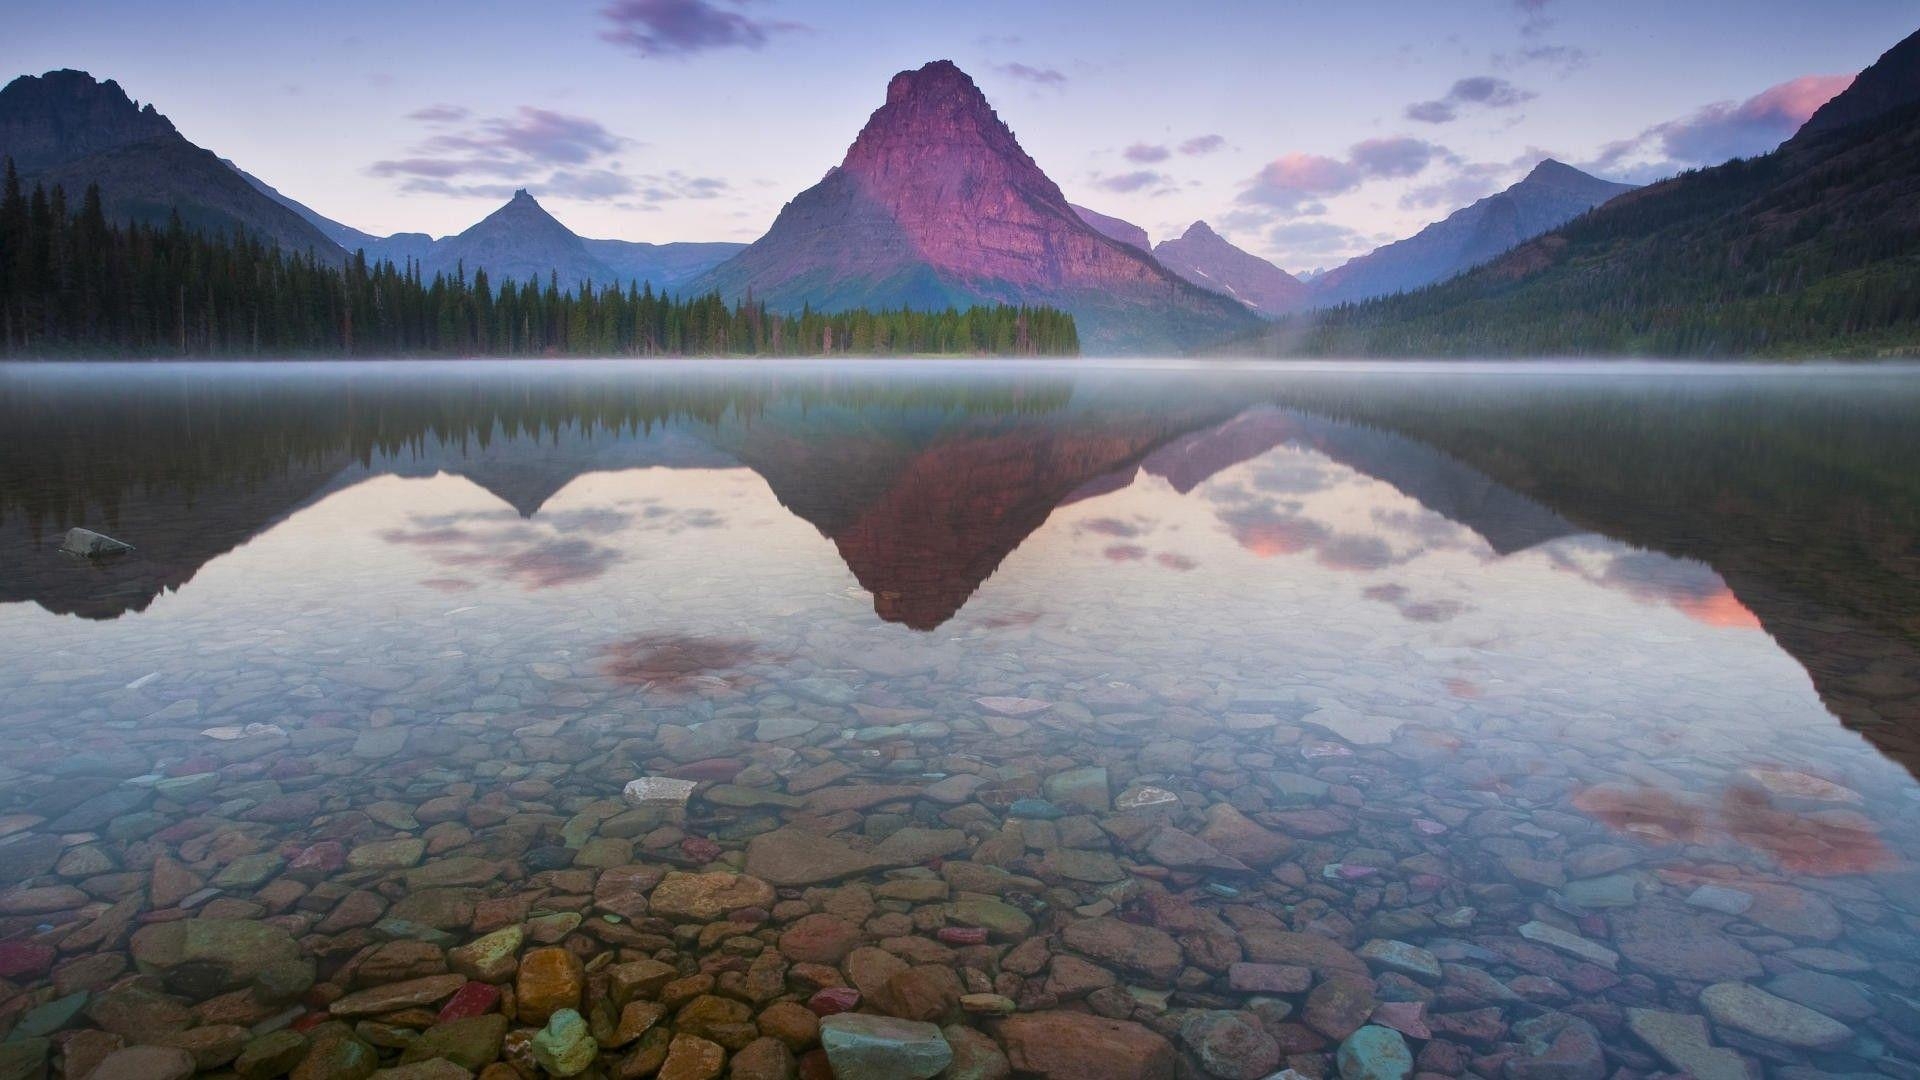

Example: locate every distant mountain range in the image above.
[690,60,1257,353]
[0,63,1640,348]
[237,166,743,292]
[1268,26,1920,357]
[1154,221,1310,317]
[1310,160,1636,307]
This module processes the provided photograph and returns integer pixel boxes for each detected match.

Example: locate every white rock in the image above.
[622,776,697,807]
[1517,920,1619,970]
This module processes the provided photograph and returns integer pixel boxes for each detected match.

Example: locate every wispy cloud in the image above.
[1494,43,1591,76]
[1515,0,1555,37]
[599,0,805,59]
[1583,74,1853,181]
[372,106,641,201]
[1406,76,1536,125]
[1096,170,1164,193]
[1123,142,1170,163]
[998,62,1067,88]
[1238,137,1452,214]
[1179,134,1227,156]
[406,104,470,123]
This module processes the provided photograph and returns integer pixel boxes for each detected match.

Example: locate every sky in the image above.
[7,0,1913,273]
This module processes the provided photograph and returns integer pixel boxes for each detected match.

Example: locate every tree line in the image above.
[0,168,1080,358]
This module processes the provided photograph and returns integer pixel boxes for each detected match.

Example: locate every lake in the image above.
[1,359,1918,1079]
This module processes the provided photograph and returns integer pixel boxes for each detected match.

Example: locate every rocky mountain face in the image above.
[1070,204,1150,251]
[695,60,1256,353]
[1311,159,1634,307]
[1153,221,1309,317]
[0,70,340,253]
[1793,27,1918,141]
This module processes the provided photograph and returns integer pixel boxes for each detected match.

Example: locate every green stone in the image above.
[347,838,425,871]
[530,1009,598,1077]
[1337,1025,1413,1080]
[401,1015,508,1071]
[949,897,1033,939]
[212,852,285,888]
[10,992,88,1038]
[233,1030,308,1080]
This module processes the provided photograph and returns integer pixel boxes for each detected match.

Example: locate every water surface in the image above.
[2,360,1917,1079]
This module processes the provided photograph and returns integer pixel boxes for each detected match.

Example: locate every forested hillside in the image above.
[1253,98,1920,358]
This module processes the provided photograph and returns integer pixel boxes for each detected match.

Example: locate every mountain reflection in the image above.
[1,361,1916,778]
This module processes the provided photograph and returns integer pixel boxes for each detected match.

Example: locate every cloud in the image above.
[999,62,1067,87]
[1265,221,1368,257]
[1349,137,1450,179]
[425,108,627,165]
[1494,44,1591,76]
[372,106,640,202]
[1096,170,1165,193]
[632,170,730,202]
[1406,76,1536,124]
[1583,73,1852,180]
[1179,134,1227,156]
[1239,154,1361,211]
[599,0,803,58]
[1515,0,1555,36]
[407,104,469,123]
[1237,137,1449,215]
[1124,142,1171,163]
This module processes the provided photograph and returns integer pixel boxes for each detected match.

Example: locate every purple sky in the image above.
[7,0,1911,272]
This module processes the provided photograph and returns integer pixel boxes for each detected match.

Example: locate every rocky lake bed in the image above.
[1,362,1918,1080]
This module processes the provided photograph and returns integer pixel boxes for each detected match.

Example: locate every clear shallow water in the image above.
[1,360,1918,1079]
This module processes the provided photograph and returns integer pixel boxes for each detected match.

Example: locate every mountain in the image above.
[1265,27,1920,358]
[1153,221,1309,317]
[0,70,341,254]
[234,165,741,290]
[584,239,748,293]
[1793,29,1917,140]
[417,189,616,289]
[229,161,436,265]
[1070,204,1150,250]
[1310,160,1634,307]
[692,60,1257,353]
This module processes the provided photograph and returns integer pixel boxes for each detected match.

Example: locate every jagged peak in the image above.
[885,60,981,106]
[1,68,174,132]
[511,188,534,202]
[1181,220,1222,242]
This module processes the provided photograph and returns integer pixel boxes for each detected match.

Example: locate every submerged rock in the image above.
[1698,981,1854,1050]
[622,776,698,807]
[1625,1008,1747,1080]
[60,527,133,557]
[993,1011,1176,1079]
[819,1014,952,1080]
[1337,1025,1413,1080]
